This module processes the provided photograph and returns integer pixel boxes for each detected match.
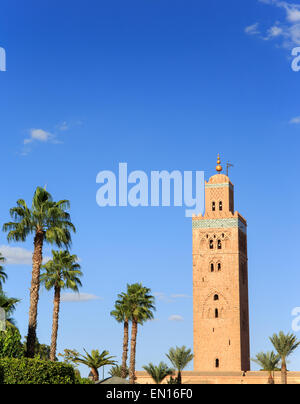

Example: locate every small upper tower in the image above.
[193,155,250,372]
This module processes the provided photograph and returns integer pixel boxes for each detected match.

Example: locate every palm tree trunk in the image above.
[281,359,287,384]
[129,319,138,384]
[91,367,99,382]
[50,286,60,362]
[26,231,44,358]
[121,319,129,379]
[268,371,274,385]
[177,370,182,385]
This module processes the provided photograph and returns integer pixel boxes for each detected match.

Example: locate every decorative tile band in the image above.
[192,218,247,233]
[206,183,233,189]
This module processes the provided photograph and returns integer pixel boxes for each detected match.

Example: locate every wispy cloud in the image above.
[154,292,191,303]
[245,23,261,35]
[289,115,300,124]
[57,121,70,131]
[0,245,51,266]
[168,315,184,322]
[61,293,101,303]
[246,1,300,49]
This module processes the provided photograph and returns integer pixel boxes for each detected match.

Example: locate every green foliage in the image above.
[167,376,179,384]
[166,346,194,384]
[252,351,280,371]
[0,253,7,289]
[119,283,156,324]
[0,290,20,327]
[166,346,194,372]
[0,358,75,384]
[143,362,174,384]
[0,327,24,359]
[270,331,300,361]
[75,377,94,384]
[75,374,94,384]
[58,349,80,366]
[74,349,117,371]
[41,250,82,292]
[109,364,129,378]
[3,186,76,249]
[23,337,53,361]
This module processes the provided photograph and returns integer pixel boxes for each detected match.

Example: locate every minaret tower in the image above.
[193,155,250,372]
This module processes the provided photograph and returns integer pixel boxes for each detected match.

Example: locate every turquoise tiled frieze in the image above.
[206,183,233,189]
[192,217,246,233]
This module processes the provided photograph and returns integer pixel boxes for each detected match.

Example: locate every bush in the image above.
[0,327,24,359]
[75,377,94,385]
[0,358,76,384]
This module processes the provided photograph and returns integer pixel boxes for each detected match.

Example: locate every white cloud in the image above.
[168,315,184,322]
[0,245,51,266]
[245,23,260,35]
[289,116,300,123]
[24,129,54,145]
[267,25,284,38]
[248,1,300,48]
[61,293,101,303]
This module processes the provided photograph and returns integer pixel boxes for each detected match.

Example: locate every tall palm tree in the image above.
[41,250,82,361]
[270,331,300,384]
[110,298,130,379]
[122,283,155,385]
[252,351,280,384]
[73,349,116,382]
[0,253,7,289]
[166,346,194,384]
[3,186,76,357]
[0,290,20,328]
[143,362,174,384]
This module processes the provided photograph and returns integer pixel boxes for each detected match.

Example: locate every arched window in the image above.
[217,240,222,250]
[209,240,214,249]
[211,263,214,272]
[215,359,220,368]
[219,201,223,211]
[215,308,219,318]
[214,294,219,301]
[212,201,216,211]
[217,263,221,271]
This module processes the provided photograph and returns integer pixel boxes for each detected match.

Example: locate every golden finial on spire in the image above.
[216,154,223,173]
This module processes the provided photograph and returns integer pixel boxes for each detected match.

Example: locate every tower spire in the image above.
[216,154,223,173]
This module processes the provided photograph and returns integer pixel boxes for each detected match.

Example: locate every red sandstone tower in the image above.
[193,155,250,372]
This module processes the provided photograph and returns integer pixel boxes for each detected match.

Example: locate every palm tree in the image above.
[166,346,194,384]
[3,186,76,357]
[0,290,20,327]
[143,362,174,384]
[73,349,117,382]
[110,298,130,379]
[252,351,280,384]
[109,364,129,379]
[0,253,7,289]
[41,250,82,361]
[123,283,155,384]
[270,331,300,384]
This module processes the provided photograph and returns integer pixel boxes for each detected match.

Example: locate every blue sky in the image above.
[1,0,300,376]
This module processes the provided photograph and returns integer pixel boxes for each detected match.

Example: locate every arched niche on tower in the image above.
[201,290,229,320]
